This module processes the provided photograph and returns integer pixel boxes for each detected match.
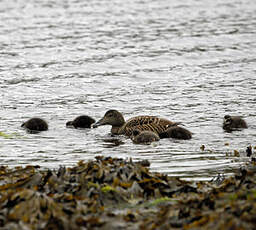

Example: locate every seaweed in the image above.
[0,156,256,229]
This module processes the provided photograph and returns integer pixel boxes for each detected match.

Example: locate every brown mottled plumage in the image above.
[131,129,160,144]
[93,109,179,136]
[223,115,248,131]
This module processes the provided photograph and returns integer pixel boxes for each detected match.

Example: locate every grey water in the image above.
[0,0,256,180]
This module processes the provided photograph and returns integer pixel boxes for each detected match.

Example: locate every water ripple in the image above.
[0,0,255,180]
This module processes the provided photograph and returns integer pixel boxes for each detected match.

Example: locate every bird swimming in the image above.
[223,115,248,132]
[21,117,48,133]
[159,125,192,140]
[131,129,160,144]
[66,115,95,129]
[93,109,180,136]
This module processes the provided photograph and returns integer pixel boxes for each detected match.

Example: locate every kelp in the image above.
[0,131,23,139]
[0,132,12,139]
[0,155,256,229]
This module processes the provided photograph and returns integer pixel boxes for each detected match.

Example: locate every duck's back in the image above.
[122,116,175,136]
[232,116,248,128]
[223,116,248,131]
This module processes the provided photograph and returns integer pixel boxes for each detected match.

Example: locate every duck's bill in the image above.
[92,118,106,128]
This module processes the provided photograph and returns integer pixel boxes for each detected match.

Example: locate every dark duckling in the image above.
[21,117,48,132]
[66,115,95,129]
[246,146,252,157]
[159,125,192,140]
[223,115,248,132]
[93,109,180,136]
[131,129,160,144]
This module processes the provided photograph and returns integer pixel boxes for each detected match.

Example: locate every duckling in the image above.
[223,115,247,131]
[21,117,48,132]
[131,129,160,144]
[159,125,192,140]
[93,109,179,136]
[66,115,95,128]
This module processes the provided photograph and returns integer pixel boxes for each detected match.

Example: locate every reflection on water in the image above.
[102,138,125,148]
[0,0,256,180]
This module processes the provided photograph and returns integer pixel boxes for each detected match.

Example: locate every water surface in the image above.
[1,0,256,180]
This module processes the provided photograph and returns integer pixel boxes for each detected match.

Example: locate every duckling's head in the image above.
[131,129,141,143]
[93,110,125,128]
[223,115,234,132]
[66,121,73,127]
[224,115,231,120]
[132,129,141,137]
[223,115,232,125]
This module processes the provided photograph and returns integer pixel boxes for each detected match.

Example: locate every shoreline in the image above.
[0,155,256,229]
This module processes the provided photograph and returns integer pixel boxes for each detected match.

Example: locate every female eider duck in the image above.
[66,115,95,129]
[131,129,160,144]
[159,125,192,140]
[223,115,248,131]
[21,117,48,132]
[93,109,179,136]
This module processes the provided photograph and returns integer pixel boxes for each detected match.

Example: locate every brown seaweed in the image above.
[0,155,256,229]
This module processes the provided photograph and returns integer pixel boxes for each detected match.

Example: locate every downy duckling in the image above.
[223,115,247,132]
[131,129,160,144]
[159,125,192,140]
[21,117,48,132]
[66,115,95,128]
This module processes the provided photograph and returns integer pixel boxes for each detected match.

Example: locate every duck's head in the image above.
[224,115,231,120]
[223,115,232,125]
[132,129,141,137]
[93,110,125,128]
[66,121,73,127]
